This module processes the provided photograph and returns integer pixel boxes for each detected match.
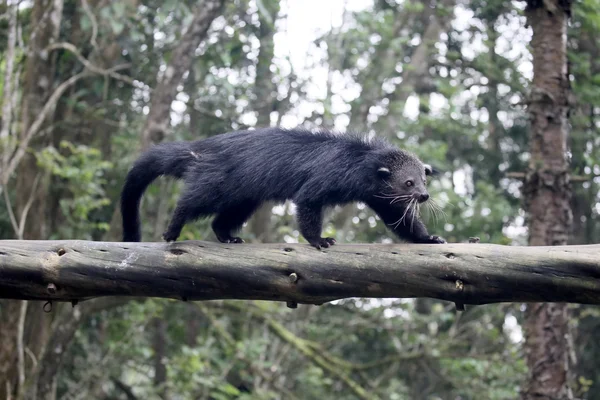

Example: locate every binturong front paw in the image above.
[419,235,446,244]
[218,236,245,244]
[162,231,178,242]
[307,237,336,250]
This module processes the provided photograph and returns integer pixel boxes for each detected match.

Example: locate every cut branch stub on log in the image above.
[1,240,600,306]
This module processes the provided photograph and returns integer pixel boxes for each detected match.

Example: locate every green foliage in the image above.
[441,354,525,399]
[36,141,113,238]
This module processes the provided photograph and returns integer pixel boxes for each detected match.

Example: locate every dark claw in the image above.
[416,234,445,244]
[217,235,245,244]
[308,237,337,250]
[428,235,446,244]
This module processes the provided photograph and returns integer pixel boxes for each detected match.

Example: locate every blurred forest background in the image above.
[1,0,600,399]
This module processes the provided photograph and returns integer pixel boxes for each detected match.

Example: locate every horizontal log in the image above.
[1,240,600,306]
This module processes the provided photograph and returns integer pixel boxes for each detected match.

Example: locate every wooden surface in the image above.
[1,240,600,305]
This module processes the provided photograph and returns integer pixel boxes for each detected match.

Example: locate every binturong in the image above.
[120,128,446,249]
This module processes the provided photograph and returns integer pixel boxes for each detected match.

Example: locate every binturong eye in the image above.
[406,180,414,187]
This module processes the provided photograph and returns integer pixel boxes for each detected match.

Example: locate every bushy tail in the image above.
[121,142,192,242]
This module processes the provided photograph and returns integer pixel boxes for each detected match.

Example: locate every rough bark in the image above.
[0,240,599,305]
[521,0,574,399]
[140,0,226,149]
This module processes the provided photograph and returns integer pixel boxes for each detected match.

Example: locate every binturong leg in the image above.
[211,201,259,243]
[163,188,217,242]
[295,202,336,249]
[366,199,445,244]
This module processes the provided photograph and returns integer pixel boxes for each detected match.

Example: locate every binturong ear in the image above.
[377,167,391,178]
[424,163,441,176]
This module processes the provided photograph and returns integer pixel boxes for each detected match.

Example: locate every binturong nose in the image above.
[419,193,430,202]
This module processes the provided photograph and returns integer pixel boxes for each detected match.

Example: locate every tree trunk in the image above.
[521,0,574,399]
[15,0,64,240]
[0,1,64,398]
[152,316,168,399]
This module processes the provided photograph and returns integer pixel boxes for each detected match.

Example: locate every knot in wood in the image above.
[455,280,464,291]
[286,301,298,309]
[468,237,480,243]
[47,283,57,294]
[289,272,298,283]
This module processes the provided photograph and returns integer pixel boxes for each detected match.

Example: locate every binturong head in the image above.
[371,149,436,205]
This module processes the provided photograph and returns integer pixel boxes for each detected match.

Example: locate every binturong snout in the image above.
[417,193,430,203]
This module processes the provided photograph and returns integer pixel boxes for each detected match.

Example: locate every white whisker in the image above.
[390,198,414,229]
[410,201,418,232]
[429,199,448,221]
[426,202,438,226]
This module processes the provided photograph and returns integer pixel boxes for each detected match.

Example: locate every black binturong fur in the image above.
[120,128,446,249]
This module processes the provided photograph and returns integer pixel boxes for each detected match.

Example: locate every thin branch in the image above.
[2,71,87,184]
[80,0,99,50]
[2,63,129,184]
[46,42,136,86]
[17,172,42,240]
[2,186,20,239]
[16,300,28,399]
[6,62,22,167]
[24,347,38,370]
[505,171,593,182]
[25,1,59,57]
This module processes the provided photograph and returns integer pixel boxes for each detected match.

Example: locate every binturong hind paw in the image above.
[307,237,336,250]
